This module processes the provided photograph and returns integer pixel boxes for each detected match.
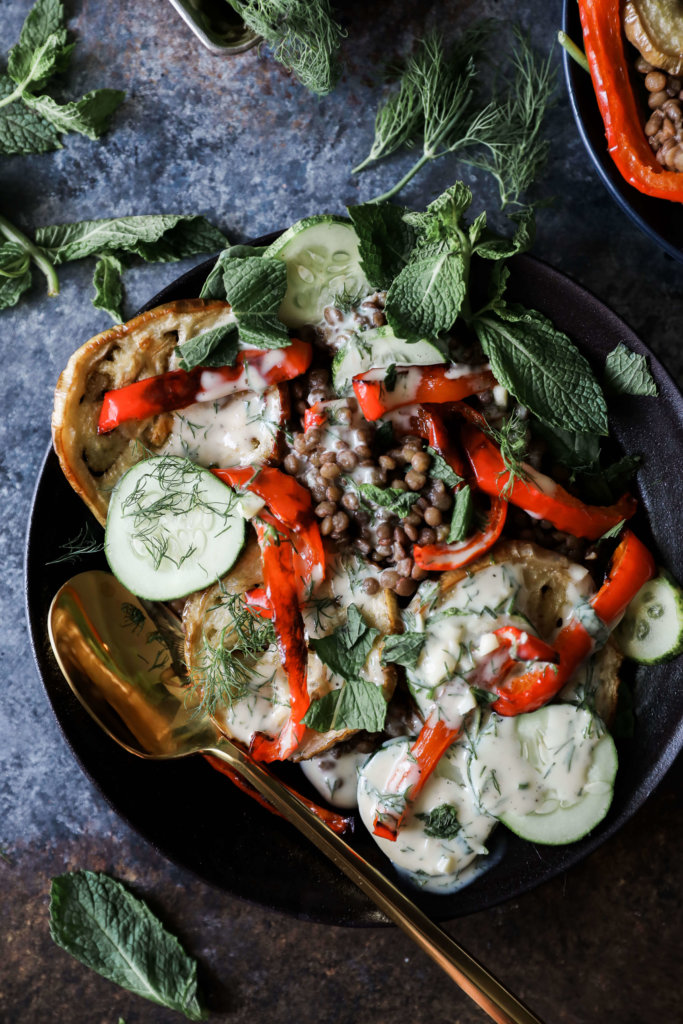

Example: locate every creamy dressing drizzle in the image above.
[161,388,281,468]
[300,748,370,808]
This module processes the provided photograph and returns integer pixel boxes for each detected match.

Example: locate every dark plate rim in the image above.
[561,0,683,265]
[25,246,683,926]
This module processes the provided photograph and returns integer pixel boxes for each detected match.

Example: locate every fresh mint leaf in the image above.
[416,803,460,839]
[176,322,239,371]
[220,256,290,349]
[427,447,463,489]
[310,604,379,682]
[7,0,70,83]
[381,632,425,670]
[474,207,535,260]
[577,453,642,505]
[473,308,608,435]
[92,253,124,322]
[347,201,418,290]
[200,244,268,300]
[36,215,228,265]
[49,871,206,1020]
[302,676,387,733]
[0,268,33,310]
[352,481,420,519]
[531,420,600,473]
[605,343,658,397]
[0,75,62,154]
[8,29,72,93]
[448,484,473,542]
[386,245,467,342]
[0,241,31,278]
[23,88,125,140]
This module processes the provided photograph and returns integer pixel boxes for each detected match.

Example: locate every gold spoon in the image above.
[48,570,545,1024]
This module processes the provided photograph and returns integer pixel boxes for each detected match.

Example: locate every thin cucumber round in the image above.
[331,325,445,396]
[469,705,617,846]
[105,456,245,601]
[614,570,683,664]
[264,215,370,328]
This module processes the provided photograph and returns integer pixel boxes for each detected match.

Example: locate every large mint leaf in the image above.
[8,30,72,92]
[302,678,387,732]
[92,253,124,322]
[347,202,418,290]
[0,75,61,154]
[176,321,239,371]
[473,308,608,435]
[221,256,289,348]
[50,871,206,1020]
[200,244,267,300]
[310,604,379,682]
[0,268,33,310]
[385,245,467,341]
[381,632,425,670]
[474,207,536,260]
[9,0,66,62]
[24,88,125,140]
[532,420,600,473]
[605,343,658,397]
[36,215,227,264]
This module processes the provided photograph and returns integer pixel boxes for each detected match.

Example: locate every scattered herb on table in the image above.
[224,0,344,96]
[0,0,124,156]
[353,27,556,207]
[49,870,207,1020]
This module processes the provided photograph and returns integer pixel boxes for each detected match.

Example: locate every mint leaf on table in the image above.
[347,202,418,290]
[427,448,463,489]
[0,0,123,155]
[36,215,228,264]
[92,253,124,322]
[381,632,426,670]
[49,871,206,1020]
[605,343,658,397]
[0,261,32,310]
[448,483,473,543]
[473,307,609,435]
[176,322,239,371]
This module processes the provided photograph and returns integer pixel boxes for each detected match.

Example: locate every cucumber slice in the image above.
[331,325,446,396]
[469,705,617,846]
[105,456,245,601]
[265,215,370,328]
[614,570,683,664]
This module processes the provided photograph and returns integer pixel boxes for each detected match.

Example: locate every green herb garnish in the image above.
[605,343,658,397]
[381,632,426,670]
[448,484,474,543]
[416,803,461,839]
[49,871,206,1020]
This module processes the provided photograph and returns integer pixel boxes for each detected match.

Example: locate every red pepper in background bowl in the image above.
[578,0,683,202]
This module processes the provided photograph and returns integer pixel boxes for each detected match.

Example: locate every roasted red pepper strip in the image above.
[492,529,656,716]
[373,627,558,839]
[462,423,637,541]
[304,403,326,432]
[352,365,496,421]
[98,337,312,432]
[203,755,353,834]
[578,0,683,202]
[244,587,273,618]
[250,514,309,762]
[414,494,507,571]
[410,406,466,479]
[213,465,325,588]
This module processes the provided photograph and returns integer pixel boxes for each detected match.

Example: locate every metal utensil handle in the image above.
[208,742,544,1024]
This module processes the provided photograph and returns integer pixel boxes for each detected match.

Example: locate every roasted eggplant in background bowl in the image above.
[29,188,683,922]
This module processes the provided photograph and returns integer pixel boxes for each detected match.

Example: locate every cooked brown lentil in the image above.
[637,57,683,170]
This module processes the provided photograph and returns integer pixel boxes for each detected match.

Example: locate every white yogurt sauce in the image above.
[161,387,282,468]
[300,747,370,808]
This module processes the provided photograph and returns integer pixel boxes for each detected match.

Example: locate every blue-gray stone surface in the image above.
[1,1,681,1022]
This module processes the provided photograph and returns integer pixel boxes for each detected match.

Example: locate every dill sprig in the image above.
[355,26,556,208]
[486,409,531,495]
[227,0,345,96]
[46,522,104,565]
[188,591,277,717]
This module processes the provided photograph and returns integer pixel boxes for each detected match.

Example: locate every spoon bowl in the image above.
[48,568,543,1024]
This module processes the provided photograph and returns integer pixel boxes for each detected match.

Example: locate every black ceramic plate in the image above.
[562,0,683,264]
[26,250,683,926]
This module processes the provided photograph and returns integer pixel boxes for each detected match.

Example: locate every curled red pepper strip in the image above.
[492,529,656,716]
[352,365,496,422]
[413,496,507,571]
[461,423,637,541]
[98,337,312,432]
[203,755,353,835]
[250,514,309,762]
[410,406,467,479]
[578,0,683,202]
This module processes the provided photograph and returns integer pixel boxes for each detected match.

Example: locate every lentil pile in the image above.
[636,55,683,170]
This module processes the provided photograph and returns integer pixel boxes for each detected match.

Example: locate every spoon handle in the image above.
[207,742,544,1024]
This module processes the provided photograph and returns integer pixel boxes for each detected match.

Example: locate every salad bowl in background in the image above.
[26,242,683,925]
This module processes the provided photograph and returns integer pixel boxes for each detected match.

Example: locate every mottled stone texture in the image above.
[1,0,681,1021]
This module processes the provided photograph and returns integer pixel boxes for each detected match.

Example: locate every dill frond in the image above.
[486,409,531,495]
[230,0,345,96]
[47,522,104,565]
